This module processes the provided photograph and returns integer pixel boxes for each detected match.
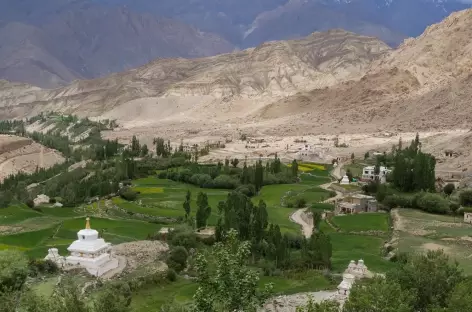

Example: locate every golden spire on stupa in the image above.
[85,217,91,230]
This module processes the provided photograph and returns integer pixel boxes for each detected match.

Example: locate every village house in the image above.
[335,194,377,214]
[464,212,472,224]
[361,166,391,184]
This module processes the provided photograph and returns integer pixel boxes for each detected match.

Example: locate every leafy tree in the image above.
[364,152,370,160]
[0,250,29,292]
[387,250,463,312]
[254,160,264,193]
[459,190,472,207]
[350,153,355,163]
[193,229,273,312]
[443,183,455,196]
[196,192,211,228]
[140,144,149,157]
[291,159,299,177]
[130,135,140,156]
[312,211,322,233]
[166,246,189,273]
[231,158,239,168]
[442,278,472,312]
[343,277,414,312]
[183,190,191,219]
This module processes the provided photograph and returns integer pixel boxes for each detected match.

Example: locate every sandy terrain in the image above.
[0,135,65,181]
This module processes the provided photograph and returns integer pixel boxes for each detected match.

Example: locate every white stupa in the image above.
[65,217,118,277]
[340,175,350,185]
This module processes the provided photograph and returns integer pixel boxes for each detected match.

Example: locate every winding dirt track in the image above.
[289,163,345,238]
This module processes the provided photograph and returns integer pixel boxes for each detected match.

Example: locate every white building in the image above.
[45,217,118,277]
[65,217,118,276]
[340,175,350,185]
[362,166,392,183]
[464,213,472,224]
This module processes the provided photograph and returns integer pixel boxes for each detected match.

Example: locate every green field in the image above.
[331,213,390,233]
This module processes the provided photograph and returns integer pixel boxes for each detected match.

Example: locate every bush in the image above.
[25,199,35,208]
[295,198,307,208]
[460,190,472,207]
[169,231,198,250]
[157,171,167,179]
[166,246,189,273]
[417,193,449,214]
[49,198,56,204]
[211,174,240,189]
[28,259,59,276]
[444,183,456,196]
[166,269,178,282]
[119,188,138,201]
[235,184,256,197]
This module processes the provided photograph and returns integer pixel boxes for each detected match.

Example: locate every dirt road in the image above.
[290,163,345,238]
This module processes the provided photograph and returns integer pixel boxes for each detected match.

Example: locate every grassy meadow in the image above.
[0,161,400,310]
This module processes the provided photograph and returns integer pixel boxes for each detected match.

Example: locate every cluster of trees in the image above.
[159,155,298,194]
[391,134,436,192]
[299,250,471,312]
[214,191,332,270]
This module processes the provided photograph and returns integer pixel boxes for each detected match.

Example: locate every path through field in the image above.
[290,163,345,238]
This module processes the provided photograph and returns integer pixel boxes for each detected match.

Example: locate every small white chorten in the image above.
[340,175,350,185]
[337,273,355,295]
[65,217,118,277]
[44,248,65,268]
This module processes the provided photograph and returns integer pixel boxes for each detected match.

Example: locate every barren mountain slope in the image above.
[0,3,235,88]
[259,9,472,133]
[0,30,390,122]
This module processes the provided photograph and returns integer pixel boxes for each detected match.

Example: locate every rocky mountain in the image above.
[0,1,234,88]
[0,0,470,88]
[0,30,390,126]
[259,8,472,133]
[2,9,472,139]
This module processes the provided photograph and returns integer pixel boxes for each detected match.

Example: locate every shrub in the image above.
[25,199,35,209]
[170,231,198,250]
[459,190,472,207]
[417,193,449,214]
[166,269,178,282]
[0,250,29,292]
[295,198,307,208]
[119,188,138,201]
[235,184,256,197]
[211,174,240,189]
[444,183,456,196]
[28,259,59,276]
[157,171,167,179]
[49,198,56,204]
[166,246,189,273]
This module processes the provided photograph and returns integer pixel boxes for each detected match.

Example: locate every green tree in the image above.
[183,190,191,219]
[343,278,414,312]
[196,192,211,229]
[140,144,149,157]
[291,159,299,177]
[0,250,29,292]
[350,153,355,163]
[387,250,463,312]
[193,229,273,312]
[231,158,239,168]
[166,246,189,273]
[254,160,264,193]
[443,183,455,196]
[364,152,370,160]
[442,278,472,312]
[312,211,323,233]
[131,135,140,156]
